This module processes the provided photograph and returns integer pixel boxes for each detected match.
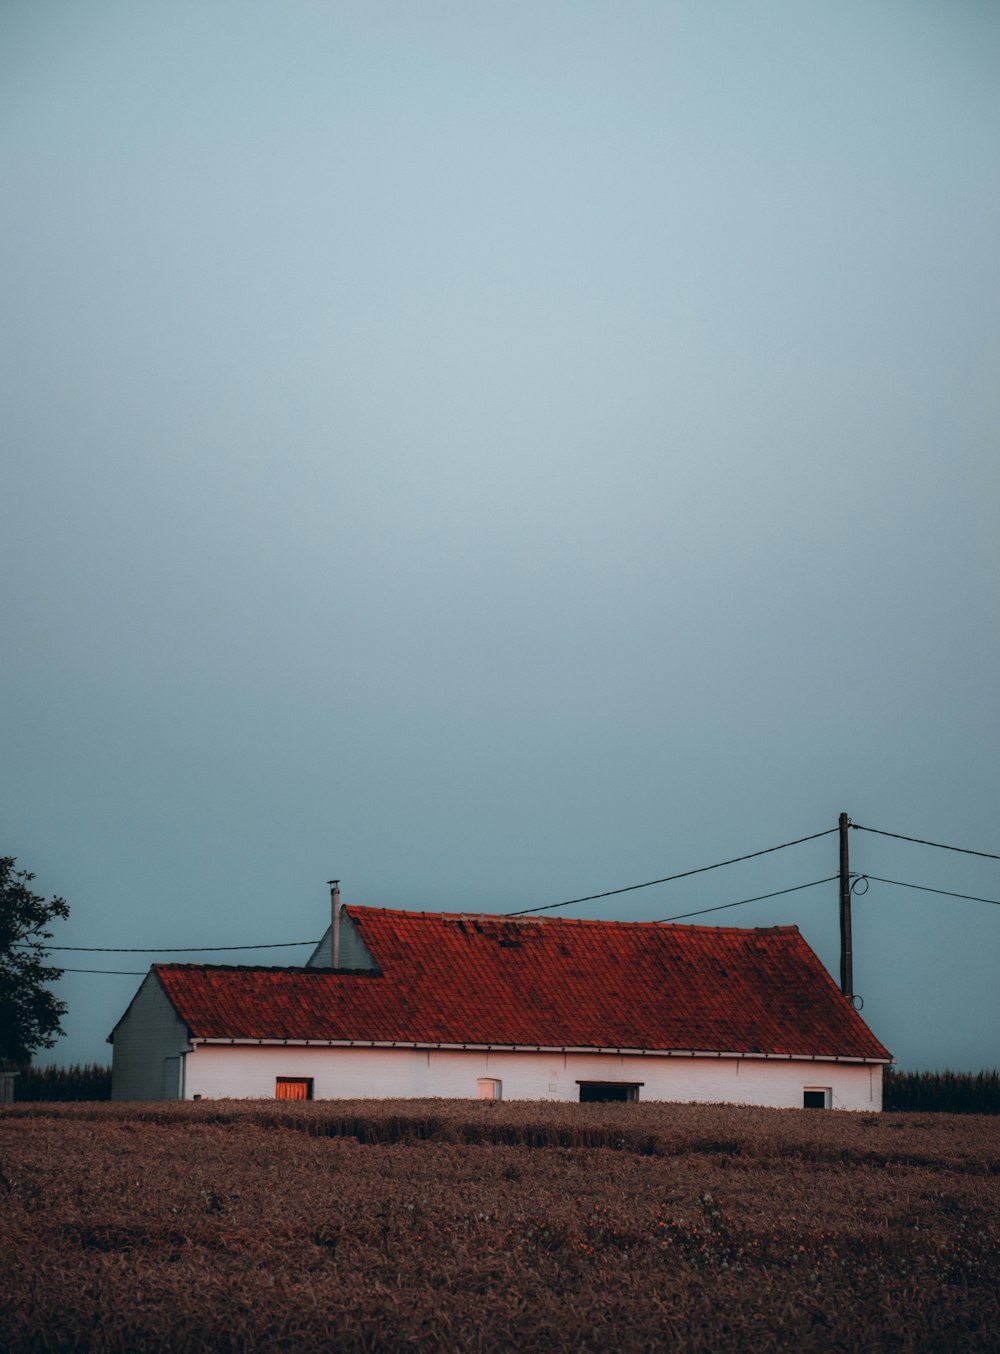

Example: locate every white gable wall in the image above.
[183,1045,882,1110]
[110,973,190,1101]
[306,913,378,969]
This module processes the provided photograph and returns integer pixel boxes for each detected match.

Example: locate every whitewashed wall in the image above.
[111,973,189,1100]
[183,1046,883,1110]
[306,913,377,969]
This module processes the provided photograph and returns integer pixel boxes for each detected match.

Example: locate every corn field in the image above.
[2,1099,998,1352]
[884,1068,1000,1114]
[13,1063,112,1102]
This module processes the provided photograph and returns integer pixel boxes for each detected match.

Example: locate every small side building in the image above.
[109,906,891,1108]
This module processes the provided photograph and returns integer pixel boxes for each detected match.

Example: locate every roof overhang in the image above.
[189,1038,890,1065]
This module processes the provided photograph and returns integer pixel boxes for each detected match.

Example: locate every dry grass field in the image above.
[2,1100,998,1352]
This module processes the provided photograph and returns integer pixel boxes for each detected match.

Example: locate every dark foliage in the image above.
[885,1068,1000,1115]
[0,857,68,1064]
[15,1063,111,1102]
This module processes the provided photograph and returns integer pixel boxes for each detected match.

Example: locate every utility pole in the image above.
[838,813,853,998]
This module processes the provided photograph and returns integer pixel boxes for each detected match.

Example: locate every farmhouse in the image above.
[109,905,891,1108]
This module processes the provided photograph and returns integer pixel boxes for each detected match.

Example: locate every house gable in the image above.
[108,970,190,1101]
[306,909,378,970]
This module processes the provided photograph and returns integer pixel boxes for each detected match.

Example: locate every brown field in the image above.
[1,1101,998,1352]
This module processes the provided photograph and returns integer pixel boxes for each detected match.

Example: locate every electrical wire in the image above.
[504,827,838,917]
[22,822,999,954]
[655,875,839,923]
[851,824,1000,861]
[857,874,1000,907]
[36,873,1000,973]
[57,968,146,976]
[13,940,319,953]
[49,879,838,967]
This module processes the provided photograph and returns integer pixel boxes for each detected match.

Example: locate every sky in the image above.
[2,1,998,1075]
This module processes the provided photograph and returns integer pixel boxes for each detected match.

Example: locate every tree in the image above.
[0,857,69,1064]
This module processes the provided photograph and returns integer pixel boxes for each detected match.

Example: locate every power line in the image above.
[656,875,839,923]
[858,874,1000,907]
[504,827,838,917]
[58,967,146,976]
[24,821,999,954]
[44,876,841,965]
[42,874,1000,974]
[13,940,319,954]
[851,824,1000,861]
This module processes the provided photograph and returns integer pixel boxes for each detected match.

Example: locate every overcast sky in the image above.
[3,1,998,1075]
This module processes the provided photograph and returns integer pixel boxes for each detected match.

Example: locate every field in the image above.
[2,1101,998,1352]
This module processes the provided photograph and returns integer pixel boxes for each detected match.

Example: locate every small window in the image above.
[803,1087,831,1109]
[477,1077,502,1101]
[577,1081,642,1103]
[276,1077,313,1101]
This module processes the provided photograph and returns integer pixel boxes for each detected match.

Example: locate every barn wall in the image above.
[110,974,190,1101]
[183,1046,882,1110]
[306,912,377,969]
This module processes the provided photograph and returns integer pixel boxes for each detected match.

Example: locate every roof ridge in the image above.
[343,904,801,935]
[152,963,378,975]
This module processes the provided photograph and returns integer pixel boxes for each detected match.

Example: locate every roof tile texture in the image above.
[153,907,889,1060]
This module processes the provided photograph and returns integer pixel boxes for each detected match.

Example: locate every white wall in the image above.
[111,973,189,1100]
[306,912,377,969]
[184,1046,883,1110]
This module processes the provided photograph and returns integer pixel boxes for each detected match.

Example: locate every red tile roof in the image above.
[151,907,889,1060]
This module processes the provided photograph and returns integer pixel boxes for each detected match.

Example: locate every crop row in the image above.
[4,1096,999,1173]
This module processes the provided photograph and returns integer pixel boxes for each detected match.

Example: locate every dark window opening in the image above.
[276,1077,314,1101]
[577,1081,642,1103]
[803,1088,830,1109]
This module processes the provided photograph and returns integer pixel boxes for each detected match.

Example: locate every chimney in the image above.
[329,880,341,969]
